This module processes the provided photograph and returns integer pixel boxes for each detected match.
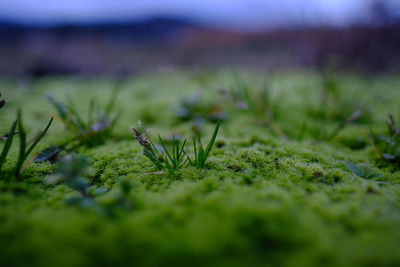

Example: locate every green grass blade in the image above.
[47,94,68,120]
[178,138,187,165]
[0,120,17,173]
[16,117,53,177]
[204,121,221,160]
[158,134,174,165]
[15,115,53,176]
[15,110,27,176]
[143,149,164,170]
[185,150,193,166]
[198,147,204,166]
[327,121,346,141]
[24,117,54,159]
[193,137,198,165]
[65,102,87,131]
[198,136,205,166]
[172,138,177,166]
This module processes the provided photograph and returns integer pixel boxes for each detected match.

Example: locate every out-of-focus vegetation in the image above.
[0,70,400,266]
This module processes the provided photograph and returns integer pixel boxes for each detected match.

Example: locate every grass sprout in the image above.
[15,111,53,177]
[132,121,222,174]
[296,109,363,141]
[46,154,133,217]
[45,154,105,207]
[176,94,227,123]
[0,94,53,177]
[0,120,17,174]
[306,75,372,124]
[132,122,187,175]
[372,114,400,165]
[0,94,15,173]
[187,121,221,168]
[227,79,281,125]
[47,87,120,146]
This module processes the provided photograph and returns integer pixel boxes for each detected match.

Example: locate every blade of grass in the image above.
[15,116,53,177]
[65,101,87,131]
[178,138,187,164]
[204,121,221,160]
[143,149,164,170]
[0,120,17,173]
[158,134,174,166]
[24,117,53,158]
[193,137,197,164]
[46,93,68,120]
[15,110,27,177]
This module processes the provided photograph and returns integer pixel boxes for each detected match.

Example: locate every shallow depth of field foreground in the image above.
[0,70,400,266]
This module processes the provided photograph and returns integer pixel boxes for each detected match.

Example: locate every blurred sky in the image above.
[1,0,399,30]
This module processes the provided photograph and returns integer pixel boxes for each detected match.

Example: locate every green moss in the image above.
[0,70,400,266]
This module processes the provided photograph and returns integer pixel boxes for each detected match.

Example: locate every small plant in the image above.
[14,111,53,177]
[1,94,14,171]
[45,154,106,208]
[224,79,281,125]
[176,94,227,123]
[219,77,284,136]
[0,94,17,174]
[295,75,372,142]
[306,75,372,124]
[46,154,133,217]
[297,109,363,141]
[57,154,94,199]
[0,94,53,177]
[132,122,187,176]
[132,121,222,174]
[187,121,221,168]
[47,88,120,146]
[343,161,383,179]
[372,115,400,164]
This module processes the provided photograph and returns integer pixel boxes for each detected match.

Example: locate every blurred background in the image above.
[1,0,400,77]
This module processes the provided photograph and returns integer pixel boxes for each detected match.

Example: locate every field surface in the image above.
[0,70,400,267]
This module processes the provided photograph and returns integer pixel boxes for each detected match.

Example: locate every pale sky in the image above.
[0,0,397,30]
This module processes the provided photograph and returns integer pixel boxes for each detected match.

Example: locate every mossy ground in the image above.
[0,70,400,266]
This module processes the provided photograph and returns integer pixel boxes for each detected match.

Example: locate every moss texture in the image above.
[0,70,400,267]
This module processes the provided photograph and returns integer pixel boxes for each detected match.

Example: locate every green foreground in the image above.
[0,70,400,266]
